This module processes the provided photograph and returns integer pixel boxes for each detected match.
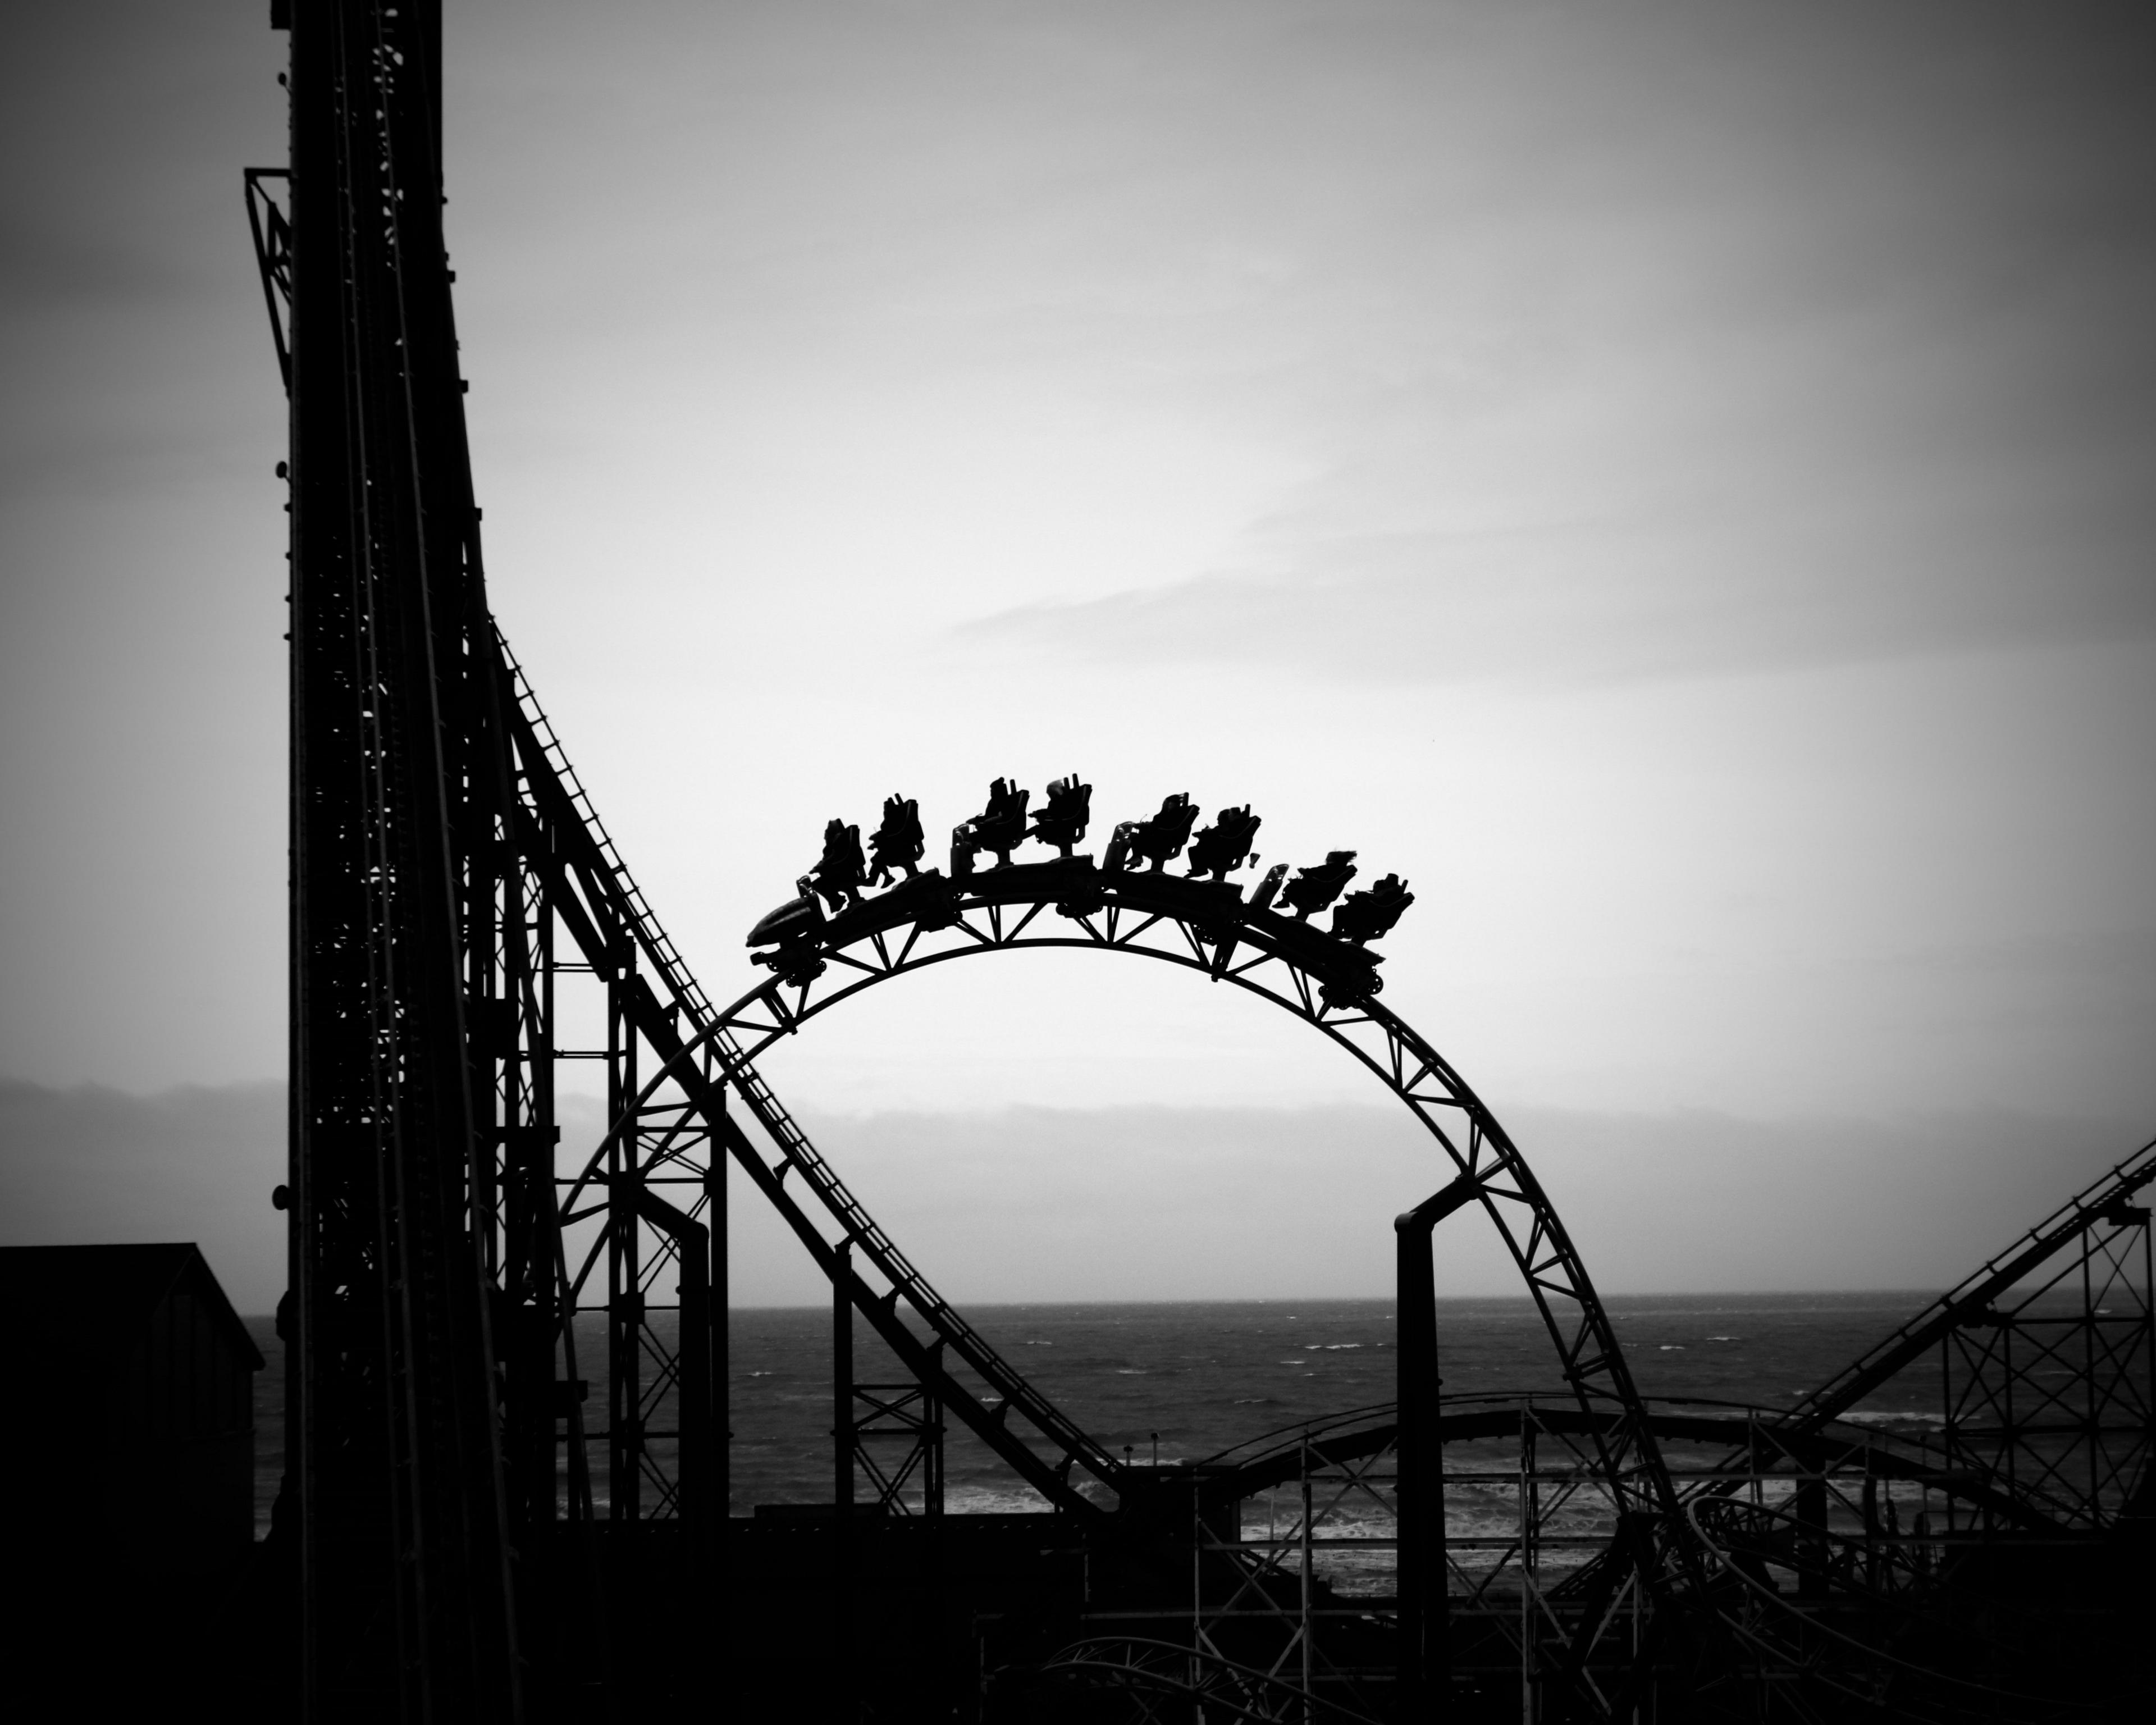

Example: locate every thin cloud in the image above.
[920,0,2156,687]
[955,509,2156,686]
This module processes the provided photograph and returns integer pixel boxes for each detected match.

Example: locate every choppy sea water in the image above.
[730,1292,1960,1516]
[245,1290,1974,1537]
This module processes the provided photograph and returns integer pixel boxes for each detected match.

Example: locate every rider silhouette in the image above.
[808,818,867,912]
[1279,851,1358,919]
[1186,805,1261,880]
[866,794,925,886]
[1030,775,1092,857]
[1331,873,1412,944]
[969,778,1031,868]
[1128,793,1199,871]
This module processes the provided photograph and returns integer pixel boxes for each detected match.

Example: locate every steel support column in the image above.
[281,2,520,1716]
[1396,1178,1476,1719]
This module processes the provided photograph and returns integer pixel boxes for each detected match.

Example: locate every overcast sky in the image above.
[2,1,2150,1308]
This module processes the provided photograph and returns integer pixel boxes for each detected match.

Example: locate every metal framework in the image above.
[265,3,522,1715]
[1676,1138,2156,1721]
[256,7,752,1713]
[1773,1138,2154,1528]
[629,854,1679,1520]
[834,1242,946,1517]
[1175,1398,1680,1720]
[247,9,2148,1721]
[583,839,1712,1717]
[1031,1637,1383,1723]
[1098,1140,2156,1722]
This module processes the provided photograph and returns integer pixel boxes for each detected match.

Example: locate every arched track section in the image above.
[586,855,1686,1544]
[1685,1494,2108,1723]
[1193,1394,2058,1532]
[1023,1636,1383,1724]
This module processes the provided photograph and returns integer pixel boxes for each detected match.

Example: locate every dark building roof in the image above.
[0,1243,266,1374]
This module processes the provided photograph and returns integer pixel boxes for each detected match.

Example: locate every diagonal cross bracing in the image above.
[496,636,1123,1515]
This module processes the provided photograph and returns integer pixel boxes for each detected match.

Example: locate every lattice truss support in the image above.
[1765,1135,2155,1532]
[476,634,728,1540]
[1149,1398,1679,1723]
[252,4,529,1712]
[245,13,2149,1725]
[378,617,2156,1725]
[476,646,1133,1543]
[337,549,2156,1717]
[510,825,1723,1720]
[844,1383,945,1516]
[1075,1259,2154,1725]
[1663,1139,2156,1723]
[630,859,1691,1543]
[1930,1206,2151,1528]
[1033,1636,1380,1724]
[833,1242,946,1515]
[456,744,1724,1716]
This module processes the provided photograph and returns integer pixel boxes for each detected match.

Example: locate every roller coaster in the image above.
[248,5,2150,1720]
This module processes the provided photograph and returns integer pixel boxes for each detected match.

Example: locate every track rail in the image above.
[1193,1393,2054,1530]
[496,628,716,1026]
[497,640,1123,1509]
[1032,1636,1383,1724]
[1777,1135,2156,1437]
[601,858,1690,1553]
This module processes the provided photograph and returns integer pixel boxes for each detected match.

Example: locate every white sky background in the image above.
[2,1,2152,1310]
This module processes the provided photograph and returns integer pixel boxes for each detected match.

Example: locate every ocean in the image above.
[245,1289,1956,1534]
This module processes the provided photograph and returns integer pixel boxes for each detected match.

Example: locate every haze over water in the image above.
[235,1288,2004,1534]
[728,1292,1965,1513]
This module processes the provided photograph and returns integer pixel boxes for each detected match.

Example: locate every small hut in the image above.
[0,1243,263,1578]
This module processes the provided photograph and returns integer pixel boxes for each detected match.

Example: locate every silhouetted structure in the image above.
[1030,774,1092,856]
[1186,804,1262,879]
[261,3,524,1715]
[2,1243,262,1574]
[1280,848,1359,918]
[810,818,867,911]
[241,10,2148,1721]
[970,778,1031,867]
[1332,871,1413,944]
[1,1244,262,1715]
[735,819,2150,1721]
[1107,792,1200,871]
[866,795,925,884]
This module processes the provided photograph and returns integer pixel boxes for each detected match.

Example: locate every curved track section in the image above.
[1026,1637,1383,1724]
[506,651,1148,1516]
[1666,1137,2156,1719]
[503,649,1121,1515]
[595,855,1685,1543]
[1196,1394,2052,1531]
[1686,1494,2111,1723]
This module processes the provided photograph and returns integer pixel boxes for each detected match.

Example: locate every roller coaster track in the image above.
[1192,1393,2052,1532]
[1634,1131,2156,1544]
[497,636,1125,1511]
[1030,1636,1385,1724]
[1776,1135,2155,1446]
[596,846,1693,1562]
[497,626,719,1042]
[485,664,1709,1715]
[497,659,2152,1723]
